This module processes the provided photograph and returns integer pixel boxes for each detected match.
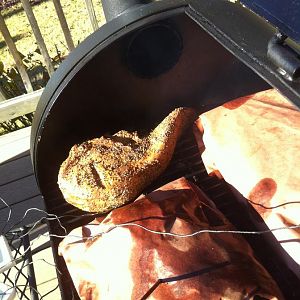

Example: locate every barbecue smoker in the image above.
[30,0,300,299]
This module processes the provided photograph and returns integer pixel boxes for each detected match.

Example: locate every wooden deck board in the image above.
[0,126,45,231]
[0,174,41,207]
[0,126,31,164]
[0,154,33,185]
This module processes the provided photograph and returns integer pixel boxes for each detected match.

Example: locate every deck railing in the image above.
[0,88,42,123]
[0,0,105,135]
[0,0,103,97]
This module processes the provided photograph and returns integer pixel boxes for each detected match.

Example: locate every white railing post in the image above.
[52,0,75,52]
[0,86,6,101]
[0,13,33,93]
[85,0,99,31]
[20,0,55,76]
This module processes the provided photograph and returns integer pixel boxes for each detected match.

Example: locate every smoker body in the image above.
[30,1,300,299]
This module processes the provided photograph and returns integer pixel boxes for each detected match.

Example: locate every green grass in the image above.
[0,0,105,69]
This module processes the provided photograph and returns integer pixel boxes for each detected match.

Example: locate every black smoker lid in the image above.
[31,0,300,187]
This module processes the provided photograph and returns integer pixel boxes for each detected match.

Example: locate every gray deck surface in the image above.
[0,127,45,231]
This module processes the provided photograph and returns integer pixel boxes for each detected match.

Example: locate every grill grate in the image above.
[45,127,300,300]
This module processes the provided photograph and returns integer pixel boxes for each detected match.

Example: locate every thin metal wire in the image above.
[1,206,100,299]
[1,230,60,300]
[6,234,51,271]
[5,206,98,235]
[5,206,299,299]
[6,206,297,243]
[248,199,300,210]
[6,208,67,236]
[39,284,60,300]
[0,283,15,298]
[13,284,42,300]
[2,201,300,299]
[16,216,64,240]
[1,207,96,271]
[59,221,300,242]
[16,258,62,276]
[1,205,102,274]
[0,196,12,234]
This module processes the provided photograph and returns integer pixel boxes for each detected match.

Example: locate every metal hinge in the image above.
[267,32,300,81]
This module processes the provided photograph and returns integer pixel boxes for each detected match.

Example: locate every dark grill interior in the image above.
[47,126,300,300]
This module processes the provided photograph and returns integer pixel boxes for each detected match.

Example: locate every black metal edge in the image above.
[186,0,300,108]
[30,0,187,183]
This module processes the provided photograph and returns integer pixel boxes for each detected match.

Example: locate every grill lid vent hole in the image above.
[126,22,183,78]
